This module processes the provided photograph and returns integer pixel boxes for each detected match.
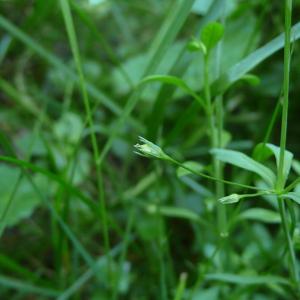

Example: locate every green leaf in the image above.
[282,192,300,205]
[146,204,200,223]
[211,148,276,187]
[211,22,300,95]
[239,208,281,224]
[292,160,300,175]
[254,143,293,185]
[141,75,191,93]
[176,161,204,177]
[54,112,84,144]
[0,166,43,227]
[205,273,290,286]
[200,22,224,52]
[240,74,261,86]
[140,75,205,108]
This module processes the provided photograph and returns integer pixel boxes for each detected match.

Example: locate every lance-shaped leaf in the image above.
[239,208,281,224]
[282,192,300,205]
[253,143,293,185]
[211,148,276,187]
[140,75,205,108]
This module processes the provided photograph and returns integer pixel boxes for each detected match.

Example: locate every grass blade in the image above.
[59,0,111,277]
[0,275,60,298]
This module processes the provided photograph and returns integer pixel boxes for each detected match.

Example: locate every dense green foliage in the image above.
[1,0,300,299]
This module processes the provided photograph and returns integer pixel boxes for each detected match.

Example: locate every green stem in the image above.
[277,0,292,189]
[204,55,227,238]
[278,197,299,284]
[276,0,299,288]
[59,0,111,275]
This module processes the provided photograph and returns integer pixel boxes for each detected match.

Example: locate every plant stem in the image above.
[278,0,292,188]
[59,0,111,276]
[204,55,227,238]
[278,197,298,283]
[276,0,299,288]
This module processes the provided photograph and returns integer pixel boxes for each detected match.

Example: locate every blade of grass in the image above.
[59,0,111,278]
[0,275,60,298]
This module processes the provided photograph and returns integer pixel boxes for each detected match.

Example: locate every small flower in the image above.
[134,136,169,160]
[218,193,240,204]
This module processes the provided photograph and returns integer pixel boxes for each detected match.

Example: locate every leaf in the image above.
[176,161,204,177]
[282,192,300,205]
[200,22,224,52]
[205,273,290,286]
[146,204,200,223]
[192,0,214,15]
[240,74,261,86]
[254,143,293,184]
[211,148,276,187]
[211,22,300,95]
[141,75,192,94]
[291,160,300,175]
[140,75,205,108]
[54,112,84,144]
[239,208,281,224]
[0,165,42,227]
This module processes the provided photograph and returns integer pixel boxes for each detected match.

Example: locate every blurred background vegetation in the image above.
[1,0,300,299]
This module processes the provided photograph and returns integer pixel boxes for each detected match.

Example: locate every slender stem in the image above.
[215,6,227,239]
[203,54,227,238]
[59,0,111,274]
[277,0,292,189]
[276,0,299,288]
[278,197,299,284]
